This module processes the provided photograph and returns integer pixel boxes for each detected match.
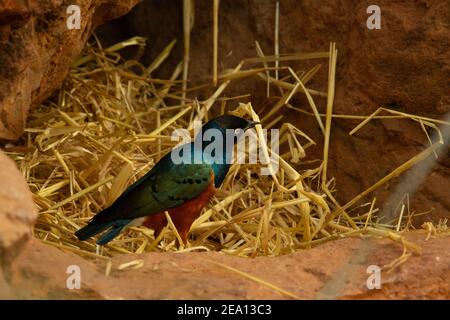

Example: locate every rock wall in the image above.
[0,0,141,140]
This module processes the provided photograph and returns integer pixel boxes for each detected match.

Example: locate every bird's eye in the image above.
[234,128,242,135]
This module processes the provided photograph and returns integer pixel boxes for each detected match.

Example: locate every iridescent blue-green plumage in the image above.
[75,114,258,244]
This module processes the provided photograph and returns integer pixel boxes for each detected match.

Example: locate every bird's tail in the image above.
[75,219,131,245]
[96,223,128,245]
[75,219,115,241]
[75,206,132,245]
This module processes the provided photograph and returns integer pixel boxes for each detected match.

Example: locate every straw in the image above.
[213,0,220,86]
[4,33,440,262]
[274,1,280,80]
[182,0,194,104]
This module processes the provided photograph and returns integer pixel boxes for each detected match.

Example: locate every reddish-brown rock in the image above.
[1,232,449,299]
[0,151,37,260]
[0,0,141,140]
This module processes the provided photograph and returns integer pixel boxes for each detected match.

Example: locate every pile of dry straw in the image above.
[6,35,448,260]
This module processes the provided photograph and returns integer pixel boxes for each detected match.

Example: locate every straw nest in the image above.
[5,36,448,261]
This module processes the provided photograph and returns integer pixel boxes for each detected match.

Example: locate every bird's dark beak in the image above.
[244,120,261,130]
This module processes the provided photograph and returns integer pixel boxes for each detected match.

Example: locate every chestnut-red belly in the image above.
[142,173,216,243]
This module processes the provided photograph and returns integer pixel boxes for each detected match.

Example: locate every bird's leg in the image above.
[143,212,167,240]
[177,228,189,247]
[153,226,164,239]
[171,213,197,248]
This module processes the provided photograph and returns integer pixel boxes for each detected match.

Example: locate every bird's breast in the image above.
[141,171,217,234]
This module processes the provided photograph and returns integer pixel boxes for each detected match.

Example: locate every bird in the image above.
[75,114,259,245]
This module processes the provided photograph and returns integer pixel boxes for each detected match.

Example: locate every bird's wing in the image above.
[91,160,214,223]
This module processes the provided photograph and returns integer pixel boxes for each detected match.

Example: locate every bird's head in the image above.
[196,114,261,186]
[200,114,260,139]
[170,114,260,187]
